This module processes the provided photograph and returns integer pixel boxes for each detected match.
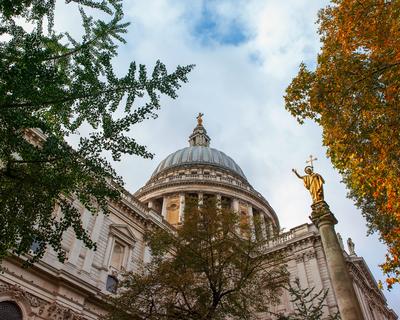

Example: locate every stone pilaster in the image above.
[310,201,363,320]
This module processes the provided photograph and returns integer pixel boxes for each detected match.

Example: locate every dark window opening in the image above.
[221,196,232,209]
[203,194,216,203]
[106,275,118,293]
[0,301,23,320]
[152,198,163,215]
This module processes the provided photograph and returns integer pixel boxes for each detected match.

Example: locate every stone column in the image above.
[216,194,222,209]
[310,201,363,320]
[161,196,168,219]
[258,212,268,240]
[247,205,256,241]
[232,199,239,212]
[232,199,240,233]
[268,219,274,238]
[260,215,268,241]
[198,193,204,205]
[179,193,185,223]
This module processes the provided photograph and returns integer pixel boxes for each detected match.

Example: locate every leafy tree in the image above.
[106,198,288,320]
[0,0,193,264]
[274,278,340,320]
[284,0,400,288]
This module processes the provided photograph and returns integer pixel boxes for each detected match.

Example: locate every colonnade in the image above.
[148,193,276,241]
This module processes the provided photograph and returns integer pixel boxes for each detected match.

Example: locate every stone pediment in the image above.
[109,224,136,246]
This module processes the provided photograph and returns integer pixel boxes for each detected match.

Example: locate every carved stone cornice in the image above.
[294,249,317,263]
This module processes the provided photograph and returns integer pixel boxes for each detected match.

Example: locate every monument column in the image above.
[310,201,363,320]
[293,160,363,320]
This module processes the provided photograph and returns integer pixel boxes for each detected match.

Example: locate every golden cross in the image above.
[306,155,317,168]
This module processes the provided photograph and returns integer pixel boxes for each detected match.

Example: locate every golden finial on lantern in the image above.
[197,112,204,126]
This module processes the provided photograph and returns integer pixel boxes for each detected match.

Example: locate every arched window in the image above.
[0,301,23,320]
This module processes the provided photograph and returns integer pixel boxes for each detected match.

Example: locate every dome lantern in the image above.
[188,113,211,147]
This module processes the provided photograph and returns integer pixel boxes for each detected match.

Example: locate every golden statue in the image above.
[197,112,204,126]
[292,161,325,203]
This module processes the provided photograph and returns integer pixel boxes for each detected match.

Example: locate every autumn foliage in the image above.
[285,0,400,288]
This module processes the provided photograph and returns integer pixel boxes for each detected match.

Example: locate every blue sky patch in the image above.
[191,2,249,46]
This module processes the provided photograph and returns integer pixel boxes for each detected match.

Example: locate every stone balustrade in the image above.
[136,171,269,204]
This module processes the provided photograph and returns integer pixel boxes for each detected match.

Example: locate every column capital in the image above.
[310,201,338,227]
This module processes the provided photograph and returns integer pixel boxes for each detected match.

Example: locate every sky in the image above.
[55,0,399,312]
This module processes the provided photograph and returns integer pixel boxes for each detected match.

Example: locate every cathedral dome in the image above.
[152,146,247,180]
[135,114,279,232]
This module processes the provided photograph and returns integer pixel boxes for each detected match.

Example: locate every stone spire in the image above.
[188,113,211,147]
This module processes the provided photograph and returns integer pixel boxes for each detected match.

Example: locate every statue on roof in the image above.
[292,156,325,203]
[347,237,356,256]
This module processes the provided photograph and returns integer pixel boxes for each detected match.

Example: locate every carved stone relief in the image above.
[41,302,84,320]
[0,283,84,319]
[0,283,45,308]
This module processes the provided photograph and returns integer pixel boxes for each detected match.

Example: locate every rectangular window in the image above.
[110,241,125,270]
[106,275,118,293]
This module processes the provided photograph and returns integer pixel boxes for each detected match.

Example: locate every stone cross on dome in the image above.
[188,113,211,147]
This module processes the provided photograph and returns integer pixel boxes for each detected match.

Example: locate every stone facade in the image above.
[0,193,171,319]
[0,123,397,319]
